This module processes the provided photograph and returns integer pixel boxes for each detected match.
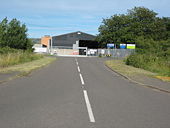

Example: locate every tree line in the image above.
[96,7,170,49]
[0,18,32,50]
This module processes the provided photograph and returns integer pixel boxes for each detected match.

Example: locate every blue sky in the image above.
[0,0,169,38]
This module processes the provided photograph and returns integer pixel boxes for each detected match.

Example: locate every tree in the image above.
[162,17,170,39]
[96,7,168,47]
[0,17,8,47]
[128,7,166,40]
[0,18,33,50]
[97,14,134,47]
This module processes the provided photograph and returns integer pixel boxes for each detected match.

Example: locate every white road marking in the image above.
[79,73,85,85]
[75,58,95,123]
[83,90,95,123]
[77,66,80,72]
[75,58,79,65]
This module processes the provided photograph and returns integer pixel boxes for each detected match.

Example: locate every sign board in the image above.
[120,44,126,49]
[127,44,136,49]
[107,44,114,48]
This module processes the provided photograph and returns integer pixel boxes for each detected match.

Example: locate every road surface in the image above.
[0,57,170,128]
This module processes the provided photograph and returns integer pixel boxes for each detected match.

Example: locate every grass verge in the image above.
[125,54,170,77]
[105,60,155,76]
[0,56,56,76]
[0,52,43,67]
[105,60,170,82]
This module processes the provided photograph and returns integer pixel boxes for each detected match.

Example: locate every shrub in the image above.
[126,53,170,76]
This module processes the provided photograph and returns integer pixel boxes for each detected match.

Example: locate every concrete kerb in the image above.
[105,64,170,94]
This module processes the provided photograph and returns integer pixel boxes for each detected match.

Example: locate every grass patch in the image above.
[0,56,56,75]
[106,60,170,82]
[0,52,43,67]
[105,60,156,77]
[0,47,56,76]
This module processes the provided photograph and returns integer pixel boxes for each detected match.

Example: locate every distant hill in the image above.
[30,38,41,44]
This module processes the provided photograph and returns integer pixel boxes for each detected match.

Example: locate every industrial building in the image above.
[51,31,98,47]
[49,31,99,56]
[40,31,134,57]
[41,35,51,47]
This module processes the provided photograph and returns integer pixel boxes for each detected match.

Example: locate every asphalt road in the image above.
[0,57,170,128]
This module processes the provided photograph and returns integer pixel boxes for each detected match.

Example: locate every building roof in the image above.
[51,31,96,47]
[52,31,96,38]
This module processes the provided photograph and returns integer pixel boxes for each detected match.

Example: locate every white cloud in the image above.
[1,0,170,16]
[1,0,170,37]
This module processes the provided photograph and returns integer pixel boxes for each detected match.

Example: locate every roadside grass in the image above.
[105,60,170,82]
[0,52,43,67]
[106,59,155,77]
[125,54,170,77]
[0,56,56,75]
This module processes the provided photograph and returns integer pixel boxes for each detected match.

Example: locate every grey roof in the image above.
[52,31,96,47]
[52,31,96,38]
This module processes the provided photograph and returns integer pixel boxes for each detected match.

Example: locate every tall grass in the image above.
[0,51,43,68]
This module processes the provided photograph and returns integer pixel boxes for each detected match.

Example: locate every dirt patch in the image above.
[156,76,170,82]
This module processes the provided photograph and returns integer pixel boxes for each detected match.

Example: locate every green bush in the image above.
[126,54,170,76]
[125,37,170,77]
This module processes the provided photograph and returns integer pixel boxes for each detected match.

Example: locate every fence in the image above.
[97,49,135,58]
[49,46,135,58]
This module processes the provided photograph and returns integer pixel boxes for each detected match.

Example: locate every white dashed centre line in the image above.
[75,58,78,66]
[83,90,96,123]
[77,66,80,72]
[75,58,95,123]
[79,73,85,85]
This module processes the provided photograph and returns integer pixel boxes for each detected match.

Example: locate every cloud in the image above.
[0,0,145,14]
[1,0,170,17]
[1,0,170,37]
